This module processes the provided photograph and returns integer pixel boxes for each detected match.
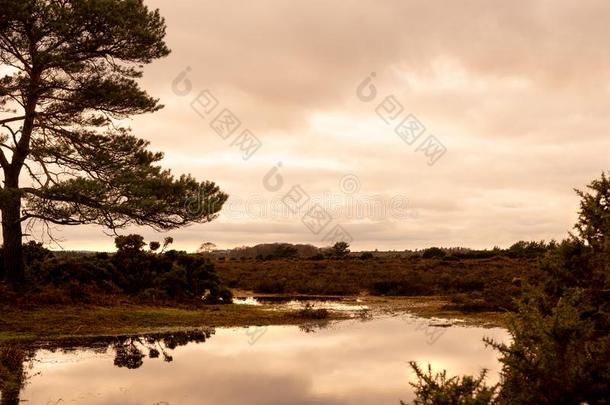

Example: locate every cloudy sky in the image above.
[49,0,610,251]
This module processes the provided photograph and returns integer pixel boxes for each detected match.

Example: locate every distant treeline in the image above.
[211,240,555,260]
[1,237,554,308]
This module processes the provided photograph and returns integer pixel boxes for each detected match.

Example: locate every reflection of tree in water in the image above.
[0,345,32,405]
[298,321,331,334]
[112,329,213,369]
[0,329,214,403]
[297,312,372,334]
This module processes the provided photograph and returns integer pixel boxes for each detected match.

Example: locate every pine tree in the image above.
[0,0,228,285]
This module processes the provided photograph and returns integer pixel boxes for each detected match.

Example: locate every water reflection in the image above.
[0,330,213,405]
[112,330,213,369]
[0,345,32,405]
[7,316,508,405]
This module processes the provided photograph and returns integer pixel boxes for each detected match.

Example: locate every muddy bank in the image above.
[0,295,506,343]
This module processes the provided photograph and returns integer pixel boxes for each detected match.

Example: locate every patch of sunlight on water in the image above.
[234,296,369,313]
[232,297,262,306]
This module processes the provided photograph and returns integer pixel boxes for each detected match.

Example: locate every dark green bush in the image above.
[0,241,54,280]
[406,173,610,404]
[404,362,498,405]
[506,240,553,258]
[8,234,232,304]
[421,247,446,259]
[360,252,374,260]
[37,255,115,286]
[203,285,233,304]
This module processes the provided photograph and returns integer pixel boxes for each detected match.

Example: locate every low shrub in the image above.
[421,247,446,259]
[297,303,329,319]
[3,234,233,305]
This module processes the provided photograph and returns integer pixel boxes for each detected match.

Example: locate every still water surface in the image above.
[17,313,508,404]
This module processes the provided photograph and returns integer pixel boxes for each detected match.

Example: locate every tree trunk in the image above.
[1,187,24,286]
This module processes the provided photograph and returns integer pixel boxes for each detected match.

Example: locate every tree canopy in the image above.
[0,0,228,283]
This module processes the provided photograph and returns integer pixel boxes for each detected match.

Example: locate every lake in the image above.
[10,309,508,405]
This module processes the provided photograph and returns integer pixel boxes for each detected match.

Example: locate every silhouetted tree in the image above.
[332,241,350,258]
[0,0,227,286]
[421,247,446,259]
[161,236,174,253]
[114,234,146,254]
[575,172,610,249]
[198,242,216,254]
[488,173,610,404]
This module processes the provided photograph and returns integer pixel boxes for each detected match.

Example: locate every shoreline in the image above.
[0,295,507,344]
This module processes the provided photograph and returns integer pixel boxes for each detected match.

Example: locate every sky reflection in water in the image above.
[21,315,508,405]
